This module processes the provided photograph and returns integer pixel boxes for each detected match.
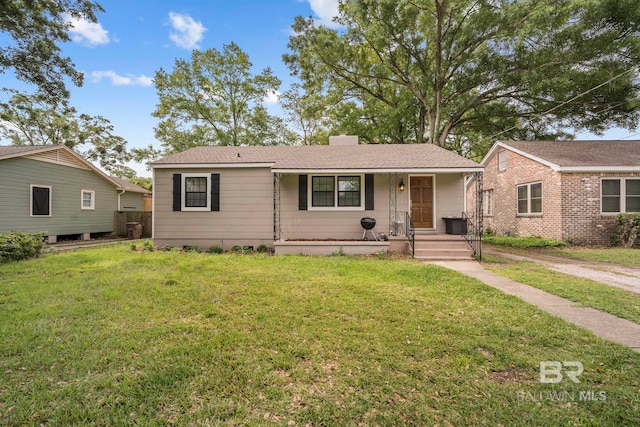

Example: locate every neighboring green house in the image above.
[0,145,148,243]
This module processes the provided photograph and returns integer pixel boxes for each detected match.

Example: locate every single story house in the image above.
[0,145,148,243]
[477,140,640,245]
[151,134,483,257]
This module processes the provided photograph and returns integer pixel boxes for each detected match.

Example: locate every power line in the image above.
[488,66,638,141]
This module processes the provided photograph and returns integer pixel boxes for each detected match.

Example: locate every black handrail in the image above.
[462,211,482,260]
[405,211,415,257]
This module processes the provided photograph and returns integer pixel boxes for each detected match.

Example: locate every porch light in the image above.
[399,179,405,192]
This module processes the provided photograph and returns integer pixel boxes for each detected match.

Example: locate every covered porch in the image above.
[272,170,483,259]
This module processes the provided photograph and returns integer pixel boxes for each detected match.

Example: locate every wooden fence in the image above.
[114,211,152,238]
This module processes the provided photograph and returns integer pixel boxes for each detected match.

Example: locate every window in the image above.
[338,176,361,207]
[31,185,51,216]
[483,190,493,216]
[311,175,362,209]
[182,174,211,211]
[312,176,334,207]
[602,178,640,213]
[498,151,507,171]
[81,190,95,210]
[517,182,542,214]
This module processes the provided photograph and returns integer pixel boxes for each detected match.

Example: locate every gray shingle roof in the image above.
[500,140,640,167]
[109,176,150,193]
[152,144,481,170]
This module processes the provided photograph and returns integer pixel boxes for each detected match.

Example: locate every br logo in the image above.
[540,361,584,383]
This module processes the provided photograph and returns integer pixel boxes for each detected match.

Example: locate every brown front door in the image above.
[410,176,434,228]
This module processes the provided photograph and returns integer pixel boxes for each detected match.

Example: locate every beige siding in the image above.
[432,173,466,233]
[153,167,275,249]
[154,168,468,249]
[279,173,393,241]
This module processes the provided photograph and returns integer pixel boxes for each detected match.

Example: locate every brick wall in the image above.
[561,173,640,245]
[483,147,563,239]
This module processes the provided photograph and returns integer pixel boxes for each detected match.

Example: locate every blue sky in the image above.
[1,0,636,177]
[1,0,341,176]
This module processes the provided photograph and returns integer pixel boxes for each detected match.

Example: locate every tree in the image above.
[0,89,130,173]
[152,42,283,152]
[0,0,104,100]
[284,0,640,150]
[280,83,328,145]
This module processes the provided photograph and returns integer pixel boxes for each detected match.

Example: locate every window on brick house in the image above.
[498,151,507,171]
[517,182,542,214]
[483,190,493,216]
[602,178,640,213]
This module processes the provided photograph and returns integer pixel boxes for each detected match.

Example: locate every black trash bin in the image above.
[442,217,467,235]
[126,222,143,239]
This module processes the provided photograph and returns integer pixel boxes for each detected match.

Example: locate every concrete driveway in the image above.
[483,249,640,294]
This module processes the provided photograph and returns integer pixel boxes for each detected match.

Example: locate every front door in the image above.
[410,176,434,228]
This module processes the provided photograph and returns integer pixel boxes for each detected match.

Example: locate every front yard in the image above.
[1,245,639,425]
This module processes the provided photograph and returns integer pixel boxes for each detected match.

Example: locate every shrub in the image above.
[616,213,640,248]
[484,235,567,248]
[230,245,243,253]
[0,231,46,263]
[143,240,155,252]
[256,244,269,253]
[183,245,201,253]
[208,245,224,254]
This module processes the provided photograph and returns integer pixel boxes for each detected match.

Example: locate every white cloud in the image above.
[168,12,207,50]
[66,15,110,46]
[90,71,153,87]
[307,0,341,28]
[264,89,280,105]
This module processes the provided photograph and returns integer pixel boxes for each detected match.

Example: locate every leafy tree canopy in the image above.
[152,42,287,153]
[0,89,130,173]
[284,0,640,157]
[0,0,104,100]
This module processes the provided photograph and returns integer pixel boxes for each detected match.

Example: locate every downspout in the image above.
[117,189,126,211]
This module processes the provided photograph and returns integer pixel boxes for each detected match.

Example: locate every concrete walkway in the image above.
[428,260,640,352]
[484,249,640,294]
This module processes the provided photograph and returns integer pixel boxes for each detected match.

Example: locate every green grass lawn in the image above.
[485,242,640,268]
[1,245,639,425]
[483,258,640,325]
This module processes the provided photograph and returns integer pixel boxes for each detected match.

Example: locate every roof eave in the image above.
[151,162,275,169]
[558,166,640,172]
[271,167,484,174]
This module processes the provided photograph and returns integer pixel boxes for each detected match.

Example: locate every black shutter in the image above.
[211,173,220,211]
[298,175,308,210]
[365,174,374,210]
[172,174,181,211]
[32,187,50,215]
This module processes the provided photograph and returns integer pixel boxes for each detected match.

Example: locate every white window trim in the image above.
[81,190,95,210]
[30,184,52,217]
[308,174,365,211]
[601,177,640,214]
[498,151,507,171]
[517,182,543,215]
[182,173,211,212]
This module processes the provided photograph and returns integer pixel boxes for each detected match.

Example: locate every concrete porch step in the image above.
[414,248,474,261]
[412,234,474,260]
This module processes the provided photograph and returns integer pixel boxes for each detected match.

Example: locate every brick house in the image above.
[473,140,640,245]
